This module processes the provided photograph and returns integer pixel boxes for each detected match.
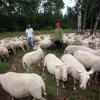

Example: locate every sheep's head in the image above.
[57,64,69,81]
[3,50,10,58]
[88,42,96,49]
[76,69,94,90]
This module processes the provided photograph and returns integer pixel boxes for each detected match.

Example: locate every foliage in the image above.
[0,0,100,33]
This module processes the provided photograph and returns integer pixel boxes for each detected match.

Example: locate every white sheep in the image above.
[19,36,29,50]
[37,39,54,49]
[12,40,25,52]
[74,50,100,71]
[61,54,94,90]
[22,45,44,71]
[74,50,100,82]
[0,42,16,54]
[0,47,9,62]
[0,72,46,100]
[43,53,69,88]
[64,45,100,56]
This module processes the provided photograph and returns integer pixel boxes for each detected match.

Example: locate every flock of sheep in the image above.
[0,32,100,100]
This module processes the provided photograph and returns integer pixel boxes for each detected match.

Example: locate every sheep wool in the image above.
[22,45,44,71]
[61,54,94,90]
[74,50,100,72]
[0,72,46,100]
[43,53,69,88]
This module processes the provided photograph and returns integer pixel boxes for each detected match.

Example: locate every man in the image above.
[25,24,35,49]
[54,22,63,49]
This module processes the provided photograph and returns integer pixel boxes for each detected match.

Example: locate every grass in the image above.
[63,28,77,33]
[43,74,58,100]
[0,28,77,40]
[0,32,25,39]
[0,62,8,69]
[0,28,100,40]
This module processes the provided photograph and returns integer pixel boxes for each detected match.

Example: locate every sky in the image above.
[62,0,76,15]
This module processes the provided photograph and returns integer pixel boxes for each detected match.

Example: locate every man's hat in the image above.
[56,22,60,26]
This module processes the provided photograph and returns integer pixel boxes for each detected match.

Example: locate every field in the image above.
[0,30,100,100]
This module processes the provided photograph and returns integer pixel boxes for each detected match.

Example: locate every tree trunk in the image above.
[82,4,88,34]
[77,0,82,34]
[91,18,92,30]
[90,10,100,34]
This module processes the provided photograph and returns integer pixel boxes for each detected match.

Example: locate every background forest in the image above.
[0,0,100,33]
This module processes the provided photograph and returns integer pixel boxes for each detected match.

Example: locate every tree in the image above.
[81,0,88,34]
[89,0,100,34]
[77,0,82,34]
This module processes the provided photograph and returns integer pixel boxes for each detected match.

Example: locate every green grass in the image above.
[0,28,100,40]
[0,62,8,69]
[0,28,77,40]
[43,73,58,100]
[63,28,77,33]
[0,32,25,39]
[16,48,25,54]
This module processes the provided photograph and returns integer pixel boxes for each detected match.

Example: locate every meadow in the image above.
[0,29,100,100]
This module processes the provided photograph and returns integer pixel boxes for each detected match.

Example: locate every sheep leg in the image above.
[32,97,46,100]
[11,62,16,71]
[32,98,36,100]
[62,81,65,88]
[22,48,25,52]
[12,47,16,55]
[3,55,6,61]
[26,44,29,50]
[56,79,59,87]
[73,79,76,90]
[87,78,91,86]
[13,49,16,55]
[11,96,15,100]
[22,61,27,70]
[95,72,98,84]
[10,46,15,54]
[42,66,46,76]
[38,62,41,67]
[27,68,29,72]
[41,58,44,64]
[20,46,25,52]
[29,96,33,100]
[40,97,46,100]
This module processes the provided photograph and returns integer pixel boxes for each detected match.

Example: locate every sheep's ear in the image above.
[88,69,94,75]
[35,42,38,46]
[68,66,71,69]
[1,53,4,55]
[76,69,82,74]
[55,65,60,68]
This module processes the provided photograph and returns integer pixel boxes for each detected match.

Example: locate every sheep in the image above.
[74,50,100,71]
[0,72,46,100]
[22,45,44,71]
[19,36,29,50]
[12,40,25,52]
[61,54,94,90]
[64,45,100,56]
[43,53,69,88]
[0,47,9,62]
[0,42,16,54]
[37,39,54,49]
[74,50,100,83]
[88,42,97,49]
